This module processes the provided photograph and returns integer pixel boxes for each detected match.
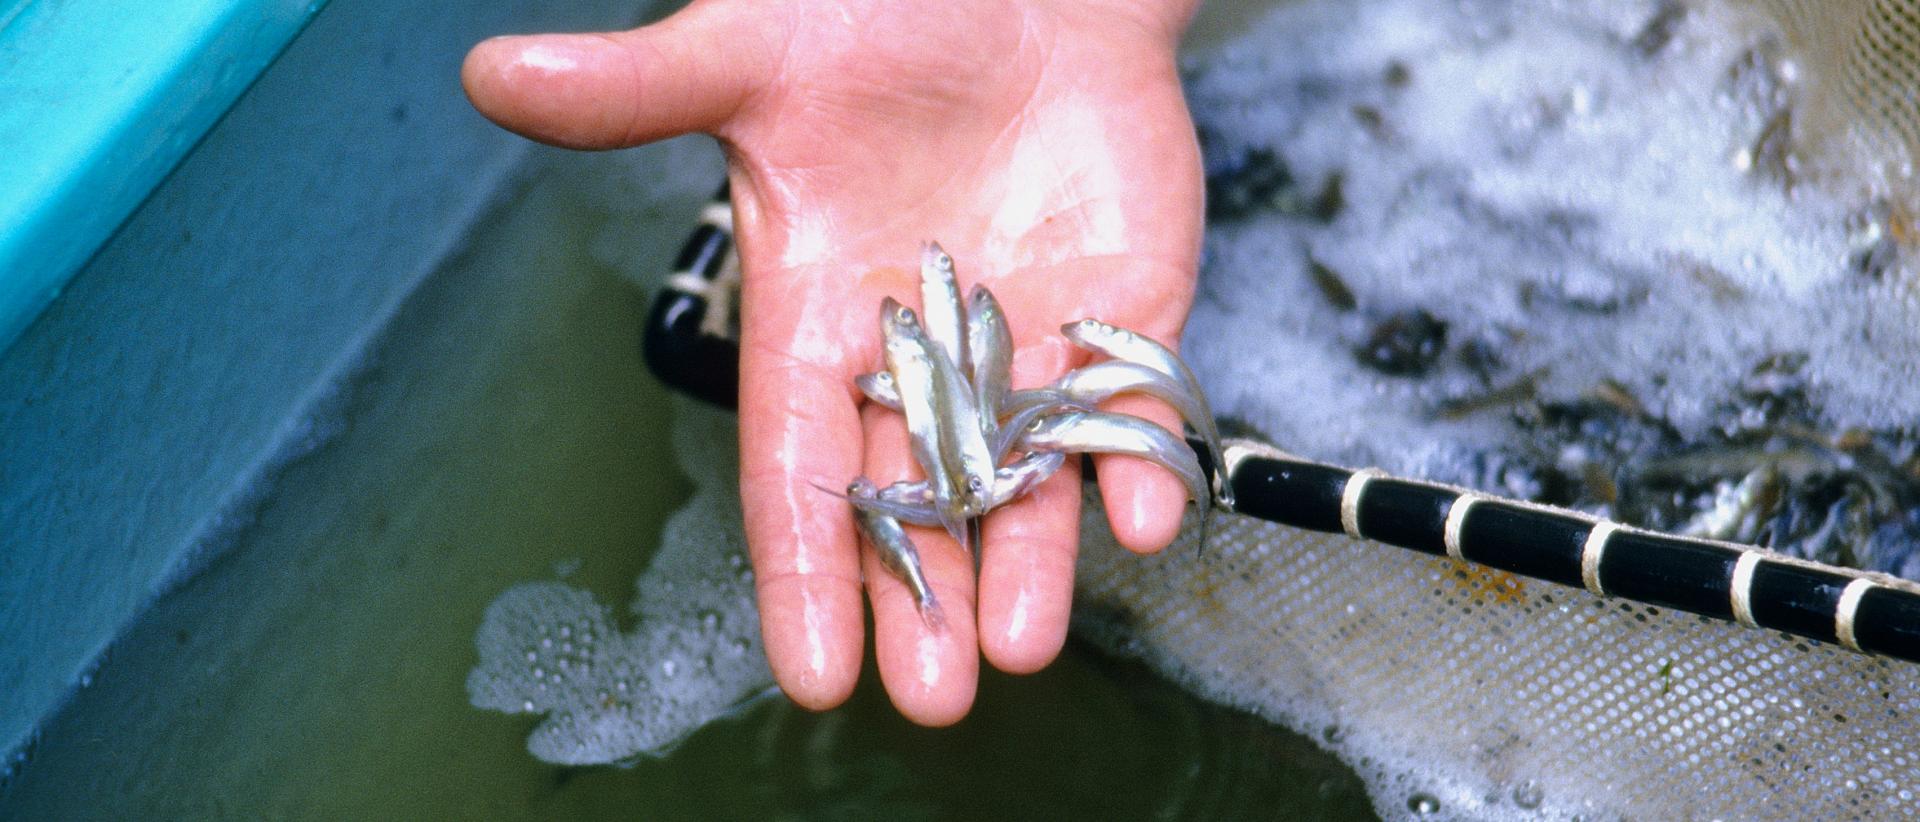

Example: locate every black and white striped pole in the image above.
[642,182,740,409]
[1222,440,1920,665]
[638,187,1920,668]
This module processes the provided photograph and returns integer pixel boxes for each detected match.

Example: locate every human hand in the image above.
[462,0,1204,726]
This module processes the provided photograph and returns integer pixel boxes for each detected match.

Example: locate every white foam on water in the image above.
[466,402,774,764]
[1182,0,1920,485]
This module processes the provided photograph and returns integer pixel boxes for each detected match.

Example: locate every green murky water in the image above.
[0,148,1371,819]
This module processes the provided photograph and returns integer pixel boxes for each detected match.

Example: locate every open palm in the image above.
[464,0,1203,725]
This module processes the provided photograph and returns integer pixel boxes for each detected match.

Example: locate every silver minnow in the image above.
[989,450,1066,505]
[999,388,1090,419]
[1050,361,1212,445]
[920,242,969,376]
[1059,318,1233,508]
[1000,363,1215,457]
[881,298,966,544]
[847,451,1066,519]
[1016,410,1209,506]
[882,298,994,543]
[820,479,940,527]
[847,478,946,629]
[966,285,1013,436]
[924,321,996,526]
[855,370,903,411]
[991,390,1084,461]
[877,479,933,506]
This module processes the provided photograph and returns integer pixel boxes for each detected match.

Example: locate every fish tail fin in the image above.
[940,515,969,551]
[1214,473,1236,511]
[918,594,949,632]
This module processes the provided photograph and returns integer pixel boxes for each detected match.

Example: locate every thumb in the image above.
[461,3,773,150]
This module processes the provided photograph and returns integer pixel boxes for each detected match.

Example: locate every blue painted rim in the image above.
[0,0,330,355]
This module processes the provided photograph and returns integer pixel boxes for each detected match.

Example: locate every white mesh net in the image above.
[1074,504,1920,819]
[1749,0,1920,204]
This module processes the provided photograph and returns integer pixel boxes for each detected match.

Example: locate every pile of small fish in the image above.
[829,242,1232,628]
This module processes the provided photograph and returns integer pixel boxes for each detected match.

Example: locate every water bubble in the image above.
[466,429,783,764]
[729,638,750,656]
[525,650,538,663]
[532,666,545,679]
[1513,780,1545,809]
[522,700,535,712]
[1408,793,1442,815]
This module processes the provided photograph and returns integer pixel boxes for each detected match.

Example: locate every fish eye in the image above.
[1029,417,1046,431]
[968,475,986,492]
